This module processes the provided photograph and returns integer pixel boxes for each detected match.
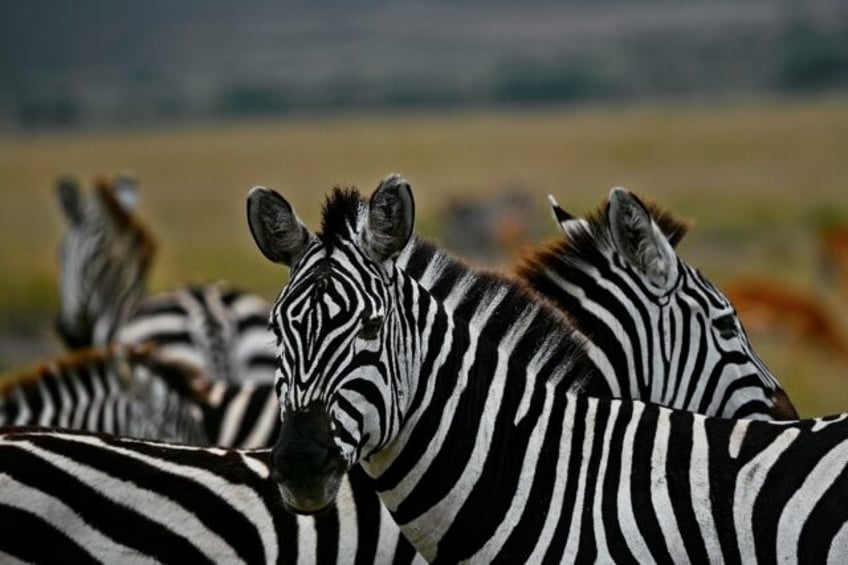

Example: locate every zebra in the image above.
[40,173,798,560]
[55,174,276,383]
[0,343,206,444]
[0,426,421,564]
[516,192,798,420]
[248,174,848,562]
[0,348,422,561]
[0,337,281,449]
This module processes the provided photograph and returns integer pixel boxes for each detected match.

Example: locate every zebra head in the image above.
[524,187,796,420]
[55,174,155,348]
[247,174,414,514]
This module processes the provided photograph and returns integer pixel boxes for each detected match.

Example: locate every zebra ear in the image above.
[608,187,678,291]
[547,194,586,236]
[56,176,84,225]
[113,172,138,211]
[247,186,313,266]
[364,173,415,262]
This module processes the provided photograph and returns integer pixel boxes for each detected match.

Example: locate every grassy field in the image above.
[1,95,848,416]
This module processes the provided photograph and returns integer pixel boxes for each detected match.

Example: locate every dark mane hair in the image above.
[398,240,593,391]
[0,344,208,405]
[320,187,364,249]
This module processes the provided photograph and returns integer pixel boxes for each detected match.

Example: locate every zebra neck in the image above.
[360,280,586,559]
[92,281,147,346]
[361,381,581,561]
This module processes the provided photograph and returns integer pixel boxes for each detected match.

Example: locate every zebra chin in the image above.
[273,470,345,516]
[270,402,349,515]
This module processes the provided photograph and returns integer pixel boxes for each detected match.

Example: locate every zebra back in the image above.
[0,344,207,444]
[55,174,276,383]
[515,189,797,420]
[0,427,422,564]
[115,282,277,384]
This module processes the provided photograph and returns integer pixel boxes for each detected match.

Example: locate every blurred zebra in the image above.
[0,338,279,449]
[55,174,276,383]
[516,191,798,419]
[0,343,206,444]
[249,175,848,562]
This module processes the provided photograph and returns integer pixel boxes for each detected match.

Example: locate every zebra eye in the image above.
[357,315,384,340]
[712,314,738,339]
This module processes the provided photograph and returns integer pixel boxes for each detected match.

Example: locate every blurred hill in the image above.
[2,0,847,131]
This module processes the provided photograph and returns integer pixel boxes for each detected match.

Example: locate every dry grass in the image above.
[1,95,848,414]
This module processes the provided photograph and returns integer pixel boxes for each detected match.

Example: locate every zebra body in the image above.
[516,192,797,419]
[248,176,845,562]
[201,380,281,448]
[55,174,276,383]
[0,345,206,444]
[116,282,277,384]
[0,427,420,564]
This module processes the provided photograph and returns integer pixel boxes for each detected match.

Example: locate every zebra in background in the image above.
[249,175,848,562]
[516,190,798,419]
[0,343,206,444]
[55,174,276,383]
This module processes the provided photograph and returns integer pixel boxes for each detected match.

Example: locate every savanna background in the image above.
[2,0,848,416]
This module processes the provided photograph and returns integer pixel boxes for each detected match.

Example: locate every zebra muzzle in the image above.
[271,404,347,515]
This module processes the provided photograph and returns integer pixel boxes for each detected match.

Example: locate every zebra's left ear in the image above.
[547,194,587,236]
[608,187,678,292]
[364,173,415,262]
[56,175,83,225]
[247,186,313,266]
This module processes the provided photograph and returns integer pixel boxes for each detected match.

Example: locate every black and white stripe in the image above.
[516,189,797,419]
[55,174,276,383]
[0,347,423,561]
[116,283,278,384]
[0,427,420,563]
[0,344,206,444]
[250,176,846,562]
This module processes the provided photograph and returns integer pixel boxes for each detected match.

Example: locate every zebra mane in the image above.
[313,186,591,389]
[0,343,208,404]
[93,177,158,270]
[515,193,692,277]
[401,237,592,389]
[320,187,364,249]
[0,344,135,395]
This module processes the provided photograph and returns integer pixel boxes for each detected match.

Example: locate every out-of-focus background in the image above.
[2,0,848,415]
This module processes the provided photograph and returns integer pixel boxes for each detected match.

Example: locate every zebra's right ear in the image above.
[363,173,415,263]
[56,176,84,225]
[607,187,679,292]
[247,186,313,266]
